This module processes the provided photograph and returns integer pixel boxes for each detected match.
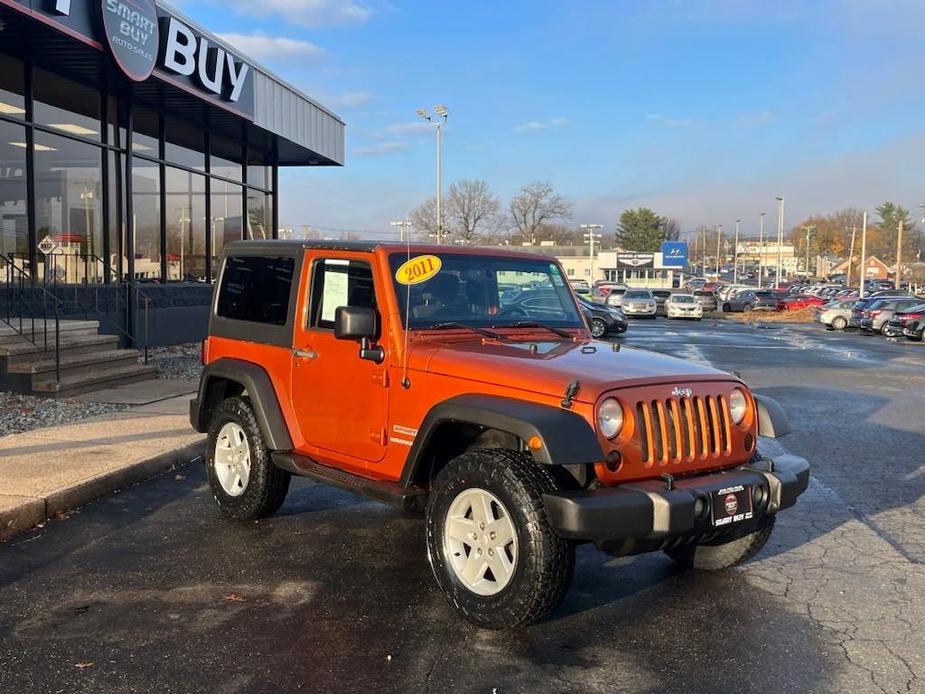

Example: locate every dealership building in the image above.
[0,0,343,341]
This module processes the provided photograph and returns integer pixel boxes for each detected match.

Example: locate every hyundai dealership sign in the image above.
[661,242,689,267]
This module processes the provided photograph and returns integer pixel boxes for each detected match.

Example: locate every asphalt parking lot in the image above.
[2,319,925,694]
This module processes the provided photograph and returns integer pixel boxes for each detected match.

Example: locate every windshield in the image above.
[624,290,652,299]
[672,295,696,303]
[389,252,582,330]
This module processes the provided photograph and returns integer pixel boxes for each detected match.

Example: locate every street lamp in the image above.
[417,105,449,244]
[733,218,741,285]
[775,196,785,286]
[390,219,412,243]
[580,224,603,283]
[715,225,723,276]
[802,224,816,278]
[758,212,766,288]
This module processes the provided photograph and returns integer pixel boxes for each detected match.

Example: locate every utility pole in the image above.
[733,219,740,285]
[802,224,815,278]
[715,225,723,276]
[390,219,412,243]
[847,225,857,288]
[895,218,904,290]
[859,211,868,298]
[580,224,603,284]
[758,213,766,288]
[775,196,785,286]
[701,226,707,276]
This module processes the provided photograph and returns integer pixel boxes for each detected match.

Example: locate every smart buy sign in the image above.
[101,0,160,82]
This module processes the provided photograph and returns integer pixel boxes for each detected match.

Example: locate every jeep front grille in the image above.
[635,395,731,466]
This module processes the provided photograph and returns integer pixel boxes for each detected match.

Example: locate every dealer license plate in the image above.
[711,484,754,527]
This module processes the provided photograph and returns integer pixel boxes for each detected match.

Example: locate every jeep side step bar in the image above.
[271,452,427,511]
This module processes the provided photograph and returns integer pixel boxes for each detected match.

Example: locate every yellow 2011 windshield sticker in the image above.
[395,255,442,285]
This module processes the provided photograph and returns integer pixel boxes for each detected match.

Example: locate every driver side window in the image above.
[308,258,376,330]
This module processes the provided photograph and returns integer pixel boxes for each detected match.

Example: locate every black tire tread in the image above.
[206,396,291,521]
[426,448,574,629]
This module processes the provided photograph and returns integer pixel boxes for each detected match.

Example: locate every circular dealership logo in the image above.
[100,0,160,82]
[724,493,739,516]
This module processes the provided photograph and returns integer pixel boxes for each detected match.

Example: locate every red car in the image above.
[783,295,827,311]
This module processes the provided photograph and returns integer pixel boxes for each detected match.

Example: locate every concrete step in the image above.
[0,319,99,338]
[7,348,142,377]
[0,327,101,346]
[0,333,119,359]
[32,363,159,398]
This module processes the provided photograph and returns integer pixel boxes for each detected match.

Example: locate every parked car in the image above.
[885,303,925,339]
[723,290,782,313]
[605,287,628,308]
[652,289,672,315]
[781,295,828,311]
[620,289,657,317]
[903,317,925,341]
[694,289,718,312]
[859,298,924,335]
[665,293,703,320]
[577,296,627,337]
[813,298,857,330]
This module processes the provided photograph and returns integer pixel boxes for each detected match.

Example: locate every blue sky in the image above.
[176,0,925,238]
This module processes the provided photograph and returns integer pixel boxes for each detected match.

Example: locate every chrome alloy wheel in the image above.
[443,488,518,596]
[213,422,252,497]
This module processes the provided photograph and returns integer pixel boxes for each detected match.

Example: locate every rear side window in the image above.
[217,255,295,325]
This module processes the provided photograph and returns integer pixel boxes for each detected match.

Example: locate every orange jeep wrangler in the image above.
[190,241,809,629]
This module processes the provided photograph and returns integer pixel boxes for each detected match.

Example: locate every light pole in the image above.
[802,224,815,277]
[715,225,723,276]
[859,211,868,298]
[580,223,603,284]
[416,105,449,244]
[775,196,785,286]
[390,219,412,243]
[758,212,766,288]
[733,218,740,285]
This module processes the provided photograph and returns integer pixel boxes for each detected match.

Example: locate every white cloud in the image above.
[512,117,568,134]
[354,141,409,157]
[217,0,373,28]
[321,91,374,108]
[645,113,693,128]
[217,32,325,60]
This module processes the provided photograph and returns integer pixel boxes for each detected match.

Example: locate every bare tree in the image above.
[660,217,682,241]
[446,179,500,244]
[509,181,571,245]
[409,197,440,241]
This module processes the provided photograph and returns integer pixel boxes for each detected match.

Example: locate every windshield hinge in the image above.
[561,379,581,409]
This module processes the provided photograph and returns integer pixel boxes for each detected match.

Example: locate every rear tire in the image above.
[426,449,574,629]
[206,396,291,521]
[665,515,775,570]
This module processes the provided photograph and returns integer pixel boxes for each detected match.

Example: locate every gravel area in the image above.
[0,393,128,438]
[143,343,203,381]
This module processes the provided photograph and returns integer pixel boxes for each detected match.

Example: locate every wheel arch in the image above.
[190,358,294,451]
[399,394,603,491]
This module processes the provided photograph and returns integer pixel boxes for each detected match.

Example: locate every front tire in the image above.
[426,449,574,629]
[206,396,291,521]
[665,515,775,570]
[589,317,607,338]
[831,316,848,330]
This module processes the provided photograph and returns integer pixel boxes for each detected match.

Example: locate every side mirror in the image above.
[334,306,384,364]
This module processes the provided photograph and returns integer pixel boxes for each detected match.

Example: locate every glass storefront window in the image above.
[108,151,125,277]
[246,149,270,189]
[246,189,272,240]
[132,107,160,156]
[33,68,102,143]
[165,167,206,282]
[166,118,205,171]
[132,158,161,281]
[33,131,104,282]
[210,180,243,273]
[0,122,29,261]
[0,56,25,118]
[211,137,242,181]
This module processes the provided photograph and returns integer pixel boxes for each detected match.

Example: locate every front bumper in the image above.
[624,305,657,316]
[544,453,809,542]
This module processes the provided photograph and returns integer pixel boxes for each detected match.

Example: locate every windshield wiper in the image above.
[429,322,506,340]
[497,320,573,338]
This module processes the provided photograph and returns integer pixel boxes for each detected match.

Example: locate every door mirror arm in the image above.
[359,337,384,364]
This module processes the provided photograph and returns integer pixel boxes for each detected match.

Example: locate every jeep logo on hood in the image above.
[672,387,693,398]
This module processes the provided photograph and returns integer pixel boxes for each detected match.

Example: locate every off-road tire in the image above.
[426,449,574,629]
[831,316,848,330]
[206,396,290,521]
[665,515,775,571]
[589,318,607,338]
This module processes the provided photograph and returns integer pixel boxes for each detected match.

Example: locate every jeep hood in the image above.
[412,338,734,403]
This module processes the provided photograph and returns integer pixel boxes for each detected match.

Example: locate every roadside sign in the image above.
[38,235,59,255]
[661,241,689,267]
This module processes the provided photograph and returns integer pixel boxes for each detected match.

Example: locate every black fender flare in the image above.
[754,394,792,439]
[399,394,604,489]
[189,358,293,451]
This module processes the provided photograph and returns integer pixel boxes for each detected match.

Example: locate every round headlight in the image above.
[598,398,624,439]
[729,388,748,425]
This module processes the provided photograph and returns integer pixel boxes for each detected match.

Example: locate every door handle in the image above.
[293,349,317,360]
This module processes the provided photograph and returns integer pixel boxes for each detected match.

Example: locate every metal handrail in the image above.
[0,255,63,384]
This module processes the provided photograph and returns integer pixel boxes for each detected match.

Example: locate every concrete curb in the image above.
[0,438,206,542]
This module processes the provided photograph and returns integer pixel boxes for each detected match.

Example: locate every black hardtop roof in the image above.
[222,239,565,261]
